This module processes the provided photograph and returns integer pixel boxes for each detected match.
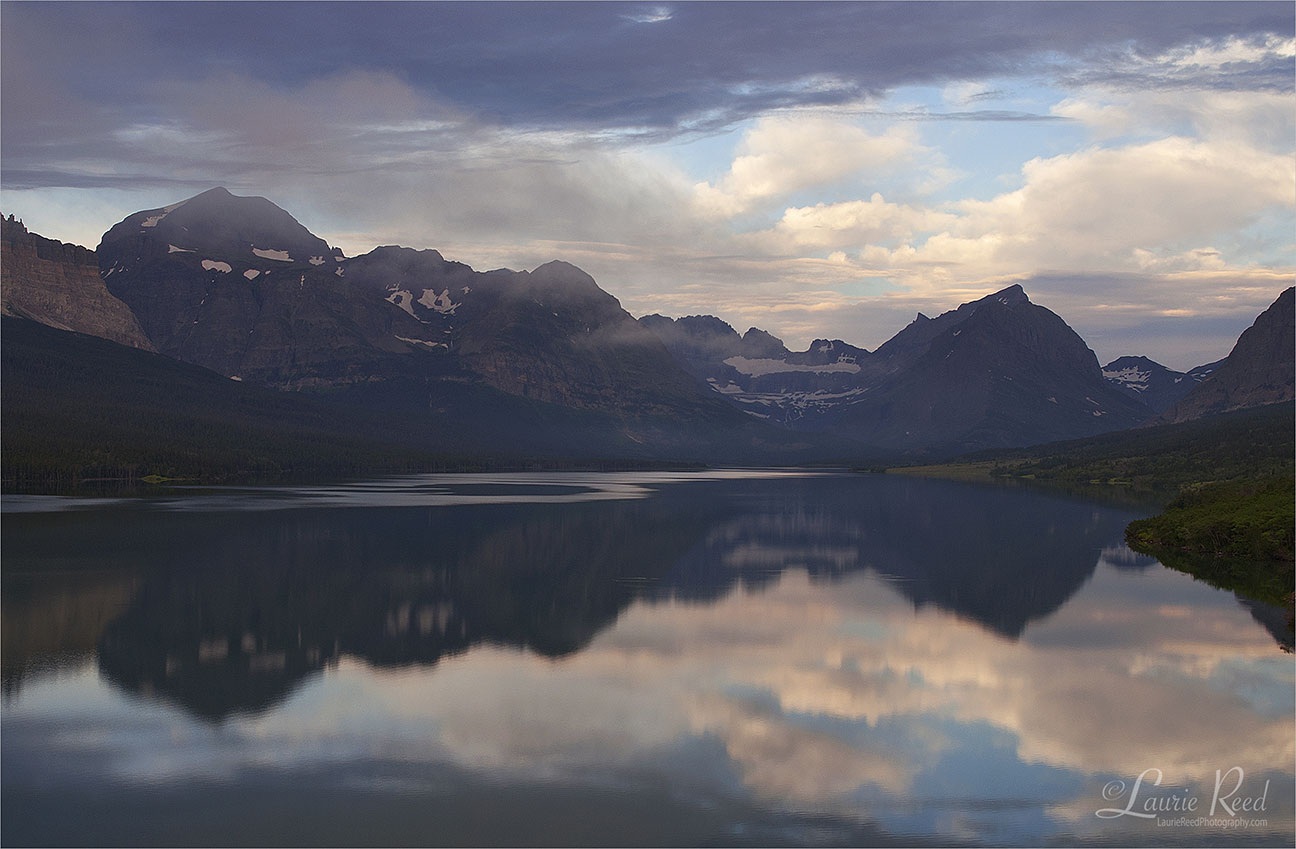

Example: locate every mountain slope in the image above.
[0,315,741,489]
[0,316,457,490]
[1,215,152,350]
[1159,287,1295,423]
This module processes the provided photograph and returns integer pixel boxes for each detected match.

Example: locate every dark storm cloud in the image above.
[4,2,1292,136]
[4,1,1291,193]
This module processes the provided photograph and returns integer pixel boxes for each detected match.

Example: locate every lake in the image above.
[2,470,1292,847]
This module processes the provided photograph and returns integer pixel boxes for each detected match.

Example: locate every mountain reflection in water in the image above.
[8,474,1146,718]
[2,471,1291,847]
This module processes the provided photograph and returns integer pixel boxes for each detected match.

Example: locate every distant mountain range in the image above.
[644,285,1161,452]
[2,188,1292,477]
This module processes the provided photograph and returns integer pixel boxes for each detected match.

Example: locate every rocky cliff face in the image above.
[1,216,153,350]
[1158,287,1295,423]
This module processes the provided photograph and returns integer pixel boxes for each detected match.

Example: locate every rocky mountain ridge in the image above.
[5,187,1292,459]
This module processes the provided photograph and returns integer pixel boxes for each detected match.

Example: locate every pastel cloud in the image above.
[752,194,957,253]
[692,116,917,217]
[917,136,1294,273]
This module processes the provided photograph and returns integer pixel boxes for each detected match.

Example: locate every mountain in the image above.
[1,215,152,350]
[1100,355,1202,414]
[0,314,470,490]
[829,285,1150,452]
[0,190,876,468]
[638,313,870,420]
[97,189,756,430]
[4,311,855,490]
[645,284,1149,453]
[97,187,435,387]
[341,248,733,419]
[91,188,845,461]
[9,186,1284,470]
[1188,358,1226,382]
[1158,287,1295,424]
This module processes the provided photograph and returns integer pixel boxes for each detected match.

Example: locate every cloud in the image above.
[692,116,917,217]
[1170,33,1296,70]
[5,3,1290,142]
[621,6,673,25]
[1077,32,1296,93]
[0,66,719,262]
[836,136,1295,286]
[1054,88,1295,150]
[749,194,957,254]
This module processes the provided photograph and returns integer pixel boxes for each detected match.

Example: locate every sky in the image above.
[2,1,1293,369]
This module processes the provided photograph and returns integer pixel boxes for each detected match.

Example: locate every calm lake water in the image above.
[2,470,1292,847]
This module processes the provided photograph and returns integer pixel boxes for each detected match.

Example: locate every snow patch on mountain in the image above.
[723,356,861,377]
[252,247,292,262]
[141,214,166,228]
[1103,366,1150,389]
[387,290,418,318]
[201,260,232,273]
[244,270,261,279]
[395,335,448,349]
[308,256,326,266]
[418,288,460,315]
[168,244,194,253]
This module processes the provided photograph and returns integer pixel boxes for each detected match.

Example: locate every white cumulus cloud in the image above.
[692,115,917,218]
